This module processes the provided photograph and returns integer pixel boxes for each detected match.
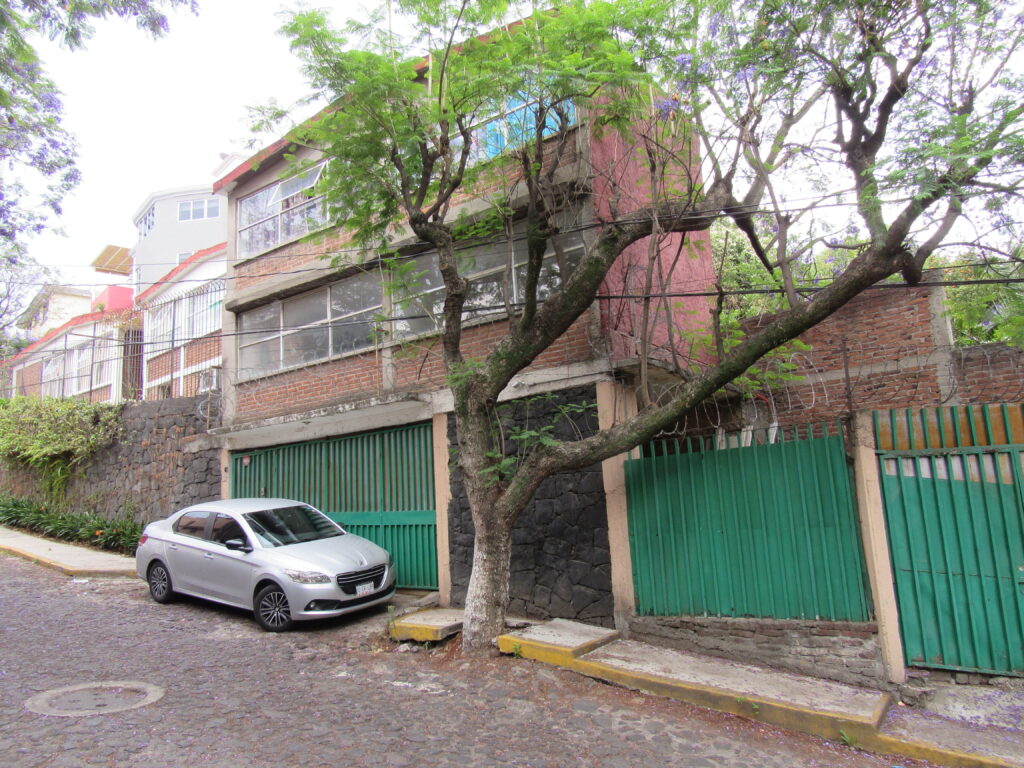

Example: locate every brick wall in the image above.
[233,313,603,423]
[953,343,1024,404]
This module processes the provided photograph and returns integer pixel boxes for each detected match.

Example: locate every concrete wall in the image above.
[0,396,221,522]
[447,385,615,627]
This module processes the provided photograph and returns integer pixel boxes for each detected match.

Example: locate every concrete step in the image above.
[390,608,465,642]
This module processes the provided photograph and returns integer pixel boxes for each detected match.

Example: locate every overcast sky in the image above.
[26,0,337,289]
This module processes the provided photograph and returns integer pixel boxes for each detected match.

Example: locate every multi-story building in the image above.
[211,99,715,616]
[6,285,140,402]
[136,243,226,400]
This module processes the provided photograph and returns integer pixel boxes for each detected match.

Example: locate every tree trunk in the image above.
[461,508,513,654]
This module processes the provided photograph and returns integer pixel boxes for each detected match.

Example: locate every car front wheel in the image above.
[254,584,294,632]
[147,562,175,604]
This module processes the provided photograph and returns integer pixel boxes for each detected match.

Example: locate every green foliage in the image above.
[941,257,1024,348]
[480,393,597,485]
[0,397,121,498]
[0,495,141,555]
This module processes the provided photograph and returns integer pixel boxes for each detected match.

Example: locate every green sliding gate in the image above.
[626,423,872,621]
[231,422,437,589]
[875,405,1024,676]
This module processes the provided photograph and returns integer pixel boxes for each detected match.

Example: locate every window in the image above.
[174,511,210,538]
[178,198,220,222]
[392,221,584,339]
[237,275,382,380]
[145,280,225,359]
[237,164,327,260]
[236,220,584,381]
[210,513,246,545]
[461,96,577,164]
[137,206,155,238]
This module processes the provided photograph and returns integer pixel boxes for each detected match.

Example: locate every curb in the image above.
[497,625,1023,768]
[0,543,137,578]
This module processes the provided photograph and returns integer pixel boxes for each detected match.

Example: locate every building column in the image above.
[851,410,907,684]
[596,379,638,633]
[432,411,452,606]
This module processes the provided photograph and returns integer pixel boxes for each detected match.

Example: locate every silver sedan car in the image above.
[135,498,395,631]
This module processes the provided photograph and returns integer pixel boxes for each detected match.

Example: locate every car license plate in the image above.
[356,582,374,596]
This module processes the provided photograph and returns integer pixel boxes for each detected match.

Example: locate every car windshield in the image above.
[243,505,344,548]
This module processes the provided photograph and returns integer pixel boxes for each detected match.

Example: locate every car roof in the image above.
[176,498,314,516]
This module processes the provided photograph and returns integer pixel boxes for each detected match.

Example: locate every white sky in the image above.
[25,0,352,290]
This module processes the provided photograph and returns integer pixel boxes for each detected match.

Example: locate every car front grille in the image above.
[337,564,387,595]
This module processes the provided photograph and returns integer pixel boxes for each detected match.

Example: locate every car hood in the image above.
[258,534,387,574]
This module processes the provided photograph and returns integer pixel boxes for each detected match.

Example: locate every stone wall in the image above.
[0,396,222,523]
[629,615,886,688]
[447,385,614,627]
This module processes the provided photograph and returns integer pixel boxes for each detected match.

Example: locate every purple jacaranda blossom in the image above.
[709,12,723,38]
[674,52,693,68]
[736,65,755,84]
[697,61,712,76]
[655,97,680,119]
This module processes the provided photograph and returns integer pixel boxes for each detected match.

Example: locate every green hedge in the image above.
[0,495,142,556]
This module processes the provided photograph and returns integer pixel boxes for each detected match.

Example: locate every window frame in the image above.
[178,198,220,222]
[236,163,327,261]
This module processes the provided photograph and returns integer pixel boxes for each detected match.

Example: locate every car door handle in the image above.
[169,544,178,550]
[203,552,215,560]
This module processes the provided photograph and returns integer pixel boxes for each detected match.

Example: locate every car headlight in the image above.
[284,569,331,584]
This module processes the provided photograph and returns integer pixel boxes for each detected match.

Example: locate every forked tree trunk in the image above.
[461,508,513,654]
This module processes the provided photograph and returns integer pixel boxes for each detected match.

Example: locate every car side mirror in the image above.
[224,538,253,553]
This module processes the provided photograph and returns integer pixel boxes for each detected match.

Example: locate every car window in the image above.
[210,513,246,545]
[243,505,342,548]
[173,511,210,539]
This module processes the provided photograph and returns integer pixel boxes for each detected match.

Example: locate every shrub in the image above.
[0,495,142,556]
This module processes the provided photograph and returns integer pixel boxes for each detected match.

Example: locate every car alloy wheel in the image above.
[147,562,175,604]
[255,584,294,631]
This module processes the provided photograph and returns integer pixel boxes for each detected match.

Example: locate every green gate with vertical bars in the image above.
[230,422,437,589]
[625,424,872,621]
[875,405,1024,676]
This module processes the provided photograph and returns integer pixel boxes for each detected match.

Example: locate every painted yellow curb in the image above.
[863,732,1024,768]
[389,611,463,642]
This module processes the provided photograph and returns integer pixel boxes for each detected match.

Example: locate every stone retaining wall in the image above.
[629,614,886,688]
[447,385,614,627]
[0,396,221,523]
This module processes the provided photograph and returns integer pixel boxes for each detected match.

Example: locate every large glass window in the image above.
[237,277,383,380]
[461,96,577,164]
[235,221,583,381]
[237,164,326,260]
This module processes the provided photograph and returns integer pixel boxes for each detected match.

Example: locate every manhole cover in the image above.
[25,681,164,716]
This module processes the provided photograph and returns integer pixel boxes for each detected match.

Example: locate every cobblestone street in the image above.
[0,554,930,768]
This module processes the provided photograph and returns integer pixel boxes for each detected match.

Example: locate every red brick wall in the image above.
[10,361,42,397]
[233,313,602,423]
[953,344,1024,404]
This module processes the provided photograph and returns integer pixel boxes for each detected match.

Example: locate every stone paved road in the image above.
[0,553,933,768]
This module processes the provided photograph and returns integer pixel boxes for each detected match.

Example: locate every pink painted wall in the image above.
[588,122,715,371]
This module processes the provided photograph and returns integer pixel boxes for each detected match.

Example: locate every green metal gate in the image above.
[626,423,872,621]
[230,422,437,589]
[875,405,1024,676]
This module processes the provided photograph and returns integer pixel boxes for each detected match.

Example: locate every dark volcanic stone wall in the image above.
[0,396,221,523]
[448,385,614,627]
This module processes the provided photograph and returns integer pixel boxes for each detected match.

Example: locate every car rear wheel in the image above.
[254,584,294,632]
[147,562,175,604]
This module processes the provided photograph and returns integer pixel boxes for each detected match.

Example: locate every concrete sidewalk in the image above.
[393,609,1024,768]
[0,525,137,577]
